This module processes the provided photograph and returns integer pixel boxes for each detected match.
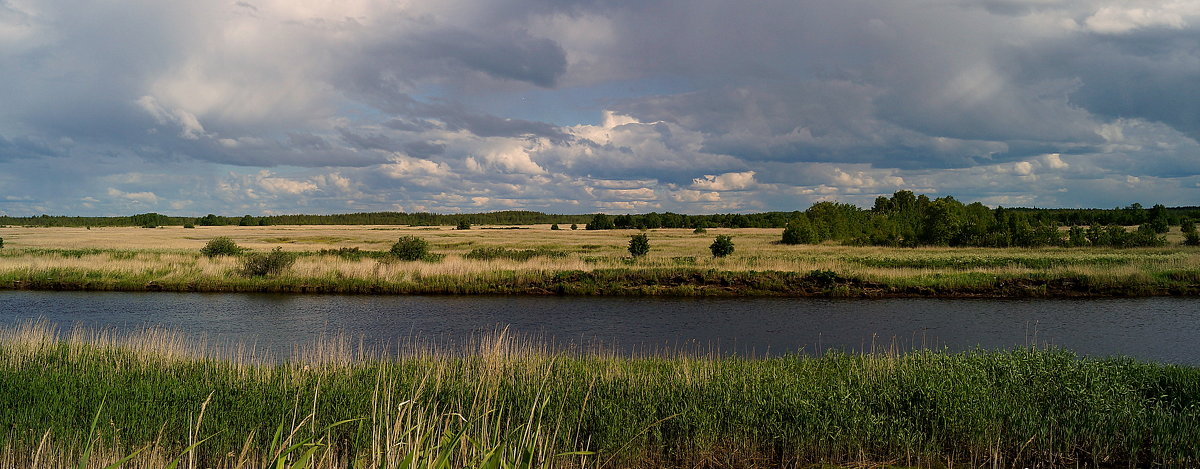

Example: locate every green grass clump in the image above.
[0,323,1197,468]
[463,246,569,262]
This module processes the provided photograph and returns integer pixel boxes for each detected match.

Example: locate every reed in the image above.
[0,321,1197,468]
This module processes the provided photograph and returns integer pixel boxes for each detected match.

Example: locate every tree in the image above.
[570,224,578,230]
[200,237,242,257]
[586,213,614,230]
[710,235,734,258]
[391,236,429,261]
[628,233,650,257]
[781,216,817,245]
[551,223,560,230]
[0,237,4,249]
[238,215,256,226]
[456,220,471,230]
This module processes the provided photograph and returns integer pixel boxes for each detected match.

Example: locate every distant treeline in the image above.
[3,192,1200,246]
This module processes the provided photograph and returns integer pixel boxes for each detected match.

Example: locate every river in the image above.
[2,291,1198,364]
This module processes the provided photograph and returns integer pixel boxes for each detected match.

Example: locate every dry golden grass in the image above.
[2,224,1199,294]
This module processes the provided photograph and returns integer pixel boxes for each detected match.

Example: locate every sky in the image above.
[3,0,1200,216]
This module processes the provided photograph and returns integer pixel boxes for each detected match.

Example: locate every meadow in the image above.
[1,320,1197,468]
[1,224,1199,296]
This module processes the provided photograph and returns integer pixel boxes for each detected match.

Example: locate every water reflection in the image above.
[2,291,1198,364]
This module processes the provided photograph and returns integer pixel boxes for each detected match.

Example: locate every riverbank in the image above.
[1,321,1197,468]
[1,225,1199,297]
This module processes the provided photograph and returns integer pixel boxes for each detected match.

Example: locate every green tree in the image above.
[551,223,560,230]
[781,215,817,245]
[391,236,429,261]
[456,220,471,230]
[628,233,650,257]
[200,237,242,257]
[709,235,734,258]
[0,237,4,249]
[586,213,615,230]
[570,223,578,230]
[238,215,256,226]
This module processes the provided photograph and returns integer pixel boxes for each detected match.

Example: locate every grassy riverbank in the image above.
[1,322,1197,468]
[2,225,1200,297]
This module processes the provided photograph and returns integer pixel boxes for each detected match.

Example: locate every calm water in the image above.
[1,291,1198,364]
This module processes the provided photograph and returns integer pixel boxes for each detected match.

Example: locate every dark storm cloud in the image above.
[5,0,1200,215]
[418,29,568,88]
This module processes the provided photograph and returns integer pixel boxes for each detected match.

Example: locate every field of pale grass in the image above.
[1,225,1199,296]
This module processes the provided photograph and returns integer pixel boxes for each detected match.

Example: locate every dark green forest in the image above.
[4,191,1200,248]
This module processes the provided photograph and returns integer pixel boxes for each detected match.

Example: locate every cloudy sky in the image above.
[2,0,1200,216]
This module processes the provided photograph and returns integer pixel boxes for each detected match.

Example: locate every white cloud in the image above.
[106,187,159,204]
[692,171,756,191]
[1084,3,1196,34]
[254,171,318,195]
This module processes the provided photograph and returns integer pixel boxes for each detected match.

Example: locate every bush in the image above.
[570,224,578,230]
[456,220,471,230]
[628,233,650,257]
[781,217,817,245]
[693,227,707,234]
[183,223,195,229]
[1186,231,1200,246]
[551,224,560,230]
[0,237,4,249]
[391,235,429,261]
[200,237,242,257]
[239,247,297,277]
[710,235,734,258]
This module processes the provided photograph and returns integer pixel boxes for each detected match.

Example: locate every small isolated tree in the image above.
[693,227,707,234]
[710,235,734,258]
[570,223,578,230]
[200,237,242,257]
[1183,218,1200,246]
[551,223,560,230]
[0,237,4,249]
[456,220,471,230]
[391,235,429,261]
[239,247,297,277]
[628,233,650,257]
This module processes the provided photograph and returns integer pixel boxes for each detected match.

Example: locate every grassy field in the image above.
[1,224,1200,296]
[1,320,1197,468]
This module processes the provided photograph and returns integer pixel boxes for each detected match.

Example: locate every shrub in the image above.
[710,235,734,258]
[0,237,4,249]
[781,217,817,245]
[551,223,560,230]
[1186,231,1200,246]
[692,227,707,234]
[200,237,242,257]
[239,247,297,277]
[183,223,195,229]
[456,220,471,230]
[628,233,650,257]
[391,236,429,261]
[570,224,578,230]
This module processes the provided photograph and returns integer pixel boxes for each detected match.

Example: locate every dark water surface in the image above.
[2,291,1198,364]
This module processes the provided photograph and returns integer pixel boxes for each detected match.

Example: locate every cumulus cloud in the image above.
[1,0,1199,215]
[692,171,757,191]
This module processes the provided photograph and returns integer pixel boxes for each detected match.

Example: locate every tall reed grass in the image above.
[1,320,1197,468]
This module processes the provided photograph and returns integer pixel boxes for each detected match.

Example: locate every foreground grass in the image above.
[2,225,1200,296]
[0,322,1198,468]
